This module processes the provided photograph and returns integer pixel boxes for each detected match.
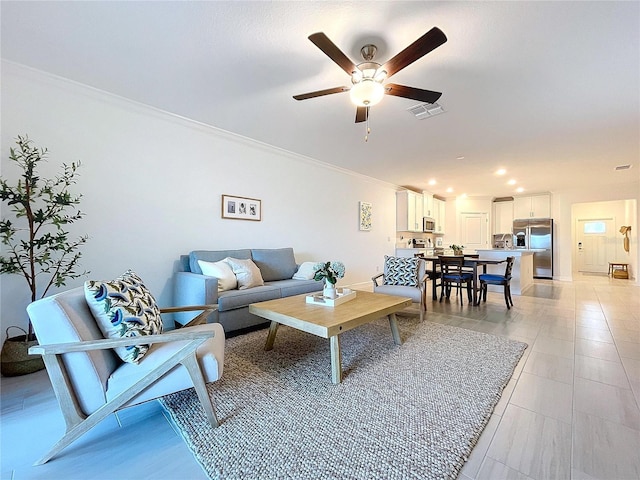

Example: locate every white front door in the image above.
[576,218,615,273]
[460,212,490,251]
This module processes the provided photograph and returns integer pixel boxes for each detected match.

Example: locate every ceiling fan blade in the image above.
[293,86,349,101]
[355,106,368,123]
[382,27,447,78]
[308,32,356,76]
[385,84,442,104]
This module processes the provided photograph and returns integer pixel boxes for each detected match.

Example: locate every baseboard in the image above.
[553,275,573,282]
[345,281,373,292]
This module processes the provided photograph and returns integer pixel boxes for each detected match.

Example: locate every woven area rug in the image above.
[160,316,527,480]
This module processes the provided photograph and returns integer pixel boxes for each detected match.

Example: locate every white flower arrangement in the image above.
[313,261,345,285]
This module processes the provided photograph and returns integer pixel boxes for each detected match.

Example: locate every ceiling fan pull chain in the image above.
[365,107,371,142]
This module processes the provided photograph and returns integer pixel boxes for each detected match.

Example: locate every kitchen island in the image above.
[474,249,534,295]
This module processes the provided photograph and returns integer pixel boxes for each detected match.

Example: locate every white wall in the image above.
[1,62,399,341]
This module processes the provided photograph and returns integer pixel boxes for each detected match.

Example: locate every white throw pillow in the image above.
[224,257,264,290]
[197,260,237,292]
[293,261,318,280]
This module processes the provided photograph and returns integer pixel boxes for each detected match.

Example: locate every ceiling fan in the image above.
[293,27,447,126]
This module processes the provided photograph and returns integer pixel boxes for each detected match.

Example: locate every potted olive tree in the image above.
[0,135,89,376]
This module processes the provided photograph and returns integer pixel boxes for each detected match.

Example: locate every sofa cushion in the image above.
[251,248,298,282]
[189,249,252,275]
[197,260,237,292]
[84,270,163,364]
[217,285,281,312]
[224,257,264,290]
[270,279,322,297]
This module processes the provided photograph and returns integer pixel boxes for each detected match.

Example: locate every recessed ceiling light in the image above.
[614,164,632,171]
[516,187,524,193]
[446,187,454,193]
[428,179,436,186]
[456,156,465,161]
[507,179,516,185]
[496,169,506,175]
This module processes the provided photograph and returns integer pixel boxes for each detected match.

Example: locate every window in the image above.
[583,221,606,234]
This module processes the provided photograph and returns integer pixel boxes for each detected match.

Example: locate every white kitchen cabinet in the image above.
[513,194,551,219]
[493,200,514,234]
[433,198,446,234]
[396,190,424,232]
[423,192,434,218]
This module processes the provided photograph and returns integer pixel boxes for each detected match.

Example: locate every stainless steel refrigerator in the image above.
[513,218,553,279]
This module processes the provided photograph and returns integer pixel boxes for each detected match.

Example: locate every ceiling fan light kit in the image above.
[294,27,448,140]
[350,79,385,107]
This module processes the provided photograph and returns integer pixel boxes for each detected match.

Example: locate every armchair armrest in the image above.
[29,329,217,356]
[372,273,384,287]
[159,305,218,314]
[161,304,218,328]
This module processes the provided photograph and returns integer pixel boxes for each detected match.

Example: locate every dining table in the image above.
[422,255,506,306]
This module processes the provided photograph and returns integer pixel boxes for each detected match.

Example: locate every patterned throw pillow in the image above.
[84,270,163,364]
[383,256,420,287]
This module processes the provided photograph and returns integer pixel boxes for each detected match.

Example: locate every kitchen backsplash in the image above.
[395,233,437,248]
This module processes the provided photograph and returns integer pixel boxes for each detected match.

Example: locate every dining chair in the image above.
[438,256,474,306]
[479,256,515,309]
[372,256,428,320]
[26,273,224,465]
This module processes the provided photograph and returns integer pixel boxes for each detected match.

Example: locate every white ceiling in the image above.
[2,1,639,198]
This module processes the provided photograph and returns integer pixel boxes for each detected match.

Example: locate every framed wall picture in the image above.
[221,194,262,221]
[359,201,372,231]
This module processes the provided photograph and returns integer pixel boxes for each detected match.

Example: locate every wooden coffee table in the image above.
[249,290,412,384]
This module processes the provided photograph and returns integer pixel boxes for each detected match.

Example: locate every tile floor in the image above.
[1,274,638,479]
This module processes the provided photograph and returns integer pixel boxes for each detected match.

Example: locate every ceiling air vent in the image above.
[408,102,445,120]
[614,164,632,171]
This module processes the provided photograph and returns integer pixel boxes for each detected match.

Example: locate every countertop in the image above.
[476,249,535,255]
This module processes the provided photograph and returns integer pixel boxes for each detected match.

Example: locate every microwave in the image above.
[423,217,435,232]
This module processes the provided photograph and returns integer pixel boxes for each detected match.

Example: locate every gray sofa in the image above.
[173,248,322,333]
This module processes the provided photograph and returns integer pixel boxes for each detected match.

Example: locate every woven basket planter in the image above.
[1,327,45,377]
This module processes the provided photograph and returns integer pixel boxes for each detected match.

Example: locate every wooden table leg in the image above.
[330,335,342,384]
[388,313,402,345]
[264,321,279,351]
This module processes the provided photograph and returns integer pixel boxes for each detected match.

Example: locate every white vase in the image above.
[323,280,337,299]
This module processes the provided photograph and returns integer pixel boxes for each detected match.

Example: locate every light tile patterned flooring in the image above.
[1,274,638,479]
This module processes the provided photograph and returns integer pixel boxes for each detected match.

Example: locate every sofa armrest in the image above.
[173,272,219,325]
[372,273,384,287]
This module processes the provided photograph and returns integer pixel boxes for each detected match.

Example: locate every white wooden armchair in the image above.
[26,286,224,465]
[372,256,428,321]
